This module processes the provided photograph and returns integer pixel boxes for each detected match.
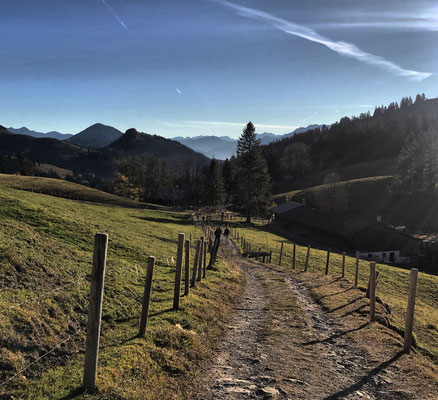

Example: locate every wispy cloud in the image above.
[102,0,130,33]
[213,0,432,81]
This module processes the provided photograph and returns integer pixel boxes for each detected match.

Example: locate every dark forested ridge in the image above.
[264,95,438,191]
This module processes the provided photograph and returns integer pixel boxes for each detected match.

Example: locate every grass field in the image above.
[0,183,243,399]
[231,222,438,362]
[0,174,166,209]
[273,175,392,206]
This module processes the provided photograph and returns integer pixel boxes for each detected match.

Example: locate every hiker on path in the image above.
[224,226,230,245]
[208,225,222,268]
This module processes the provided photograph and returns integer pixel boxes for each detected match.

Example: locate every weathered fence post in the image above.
[292,244,296,270]
[305,245,310,272]
[191,240,201,287]
[83,233,108,392]
[325,249,331,275]
[139,256,155,337]
[184,239,190,296]
[203,241,207,278]
[197,237,204,281]
[354,251,360,286]
[403,268,418,354]
[173,233,185,310]
[269,251,272,263]
[369,262,376,322]
[279,242,284,266]
[342,252,346,278]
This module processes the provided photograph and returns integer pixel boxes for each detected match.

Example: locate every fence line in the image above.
[233,230,421,354]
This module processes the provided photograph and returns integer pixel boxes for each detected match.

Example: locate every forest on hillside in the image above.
[264,94,438,194]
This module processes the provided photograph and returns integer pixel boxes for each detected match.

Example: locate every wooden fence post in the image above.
[354,251,360,286]
[269,251,272,263]
[292,244,296,270]
[83,233,108,392]
[191,240,201,287]
[139,256,155,337]
[279,242,284,266]
[305,245,310,272]
[197,237,204,281]
[325,249,330,275]
[369,262,376,322]
[342,252,346,278]
[173,233,185,310]
[203,241,207,278]
[403,268,418,354]
[184,239,190,296]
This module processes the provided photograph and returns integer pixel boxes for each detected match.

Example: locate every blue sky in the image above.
[0,0,437,138]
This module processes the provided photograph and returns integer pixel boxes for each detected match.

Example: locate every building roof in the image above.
[272,201,303,215]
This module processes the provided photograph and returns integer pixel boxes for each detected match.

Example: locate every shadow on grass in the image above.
[323,351,404,399]
[137,215,193,226]
[59,387,85,400]
[301,322,369,346]
[328,296,363,313]
[340,304,367,318]
[308,277,342,288]
[316,286,354,300]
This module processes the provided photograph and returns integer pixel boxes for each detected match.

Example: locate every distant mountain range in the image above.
[0,124,208,180]
[7,127,73,140]
[174,124,326,159]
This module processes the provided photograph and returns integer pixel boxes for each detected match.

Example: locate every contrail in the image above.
[213,0,432,81]
[176,87,182,95]
[102,0,130,33]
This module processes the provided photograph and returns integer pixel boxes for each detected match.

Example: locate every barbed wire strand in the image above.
[0,276,87,315]
[0,326,83,388]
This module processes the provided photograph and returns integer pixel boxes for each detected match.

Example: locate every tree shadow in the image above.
[301,322,369,346]
[323,351,404,399]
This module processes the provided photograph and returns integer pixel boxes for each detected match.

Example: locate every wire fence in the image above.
[0,277,87,389]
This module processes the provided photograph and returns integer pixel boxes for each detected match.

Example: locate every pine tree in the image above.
[204,158,225,211]
[234,122,272,222]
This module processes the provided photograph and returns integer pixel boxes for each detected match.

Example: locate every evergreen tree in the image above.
[222,158,233,204]
[204,158,225,211]
[234,122,272,222]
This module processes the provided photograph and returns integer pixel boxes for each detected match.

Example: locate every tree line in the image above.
[113,122,272,221]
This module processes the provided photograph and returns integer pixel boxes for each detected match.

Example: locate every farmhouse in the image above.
[272,201,422,265]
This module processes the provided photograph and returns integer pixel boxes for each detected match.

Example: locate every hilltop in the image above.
[66,123,123,149]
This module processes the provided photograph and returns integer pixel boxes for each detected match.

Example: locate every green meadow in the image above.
[0,180,242,399]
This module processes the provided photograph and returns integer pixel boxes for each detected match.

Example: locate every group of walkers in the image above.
[193,212,231,269]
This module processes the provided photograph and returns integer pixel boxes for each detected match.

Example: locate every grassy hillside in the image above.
[273,157,396,194]
[232,222,438,362]
[274,175,438,231]
[0,174,166,209]
[0,183,242,399]
[274,175,392,207]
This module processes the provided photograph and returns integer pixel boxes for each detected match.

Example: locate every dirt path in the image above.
[196,240,436,400]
